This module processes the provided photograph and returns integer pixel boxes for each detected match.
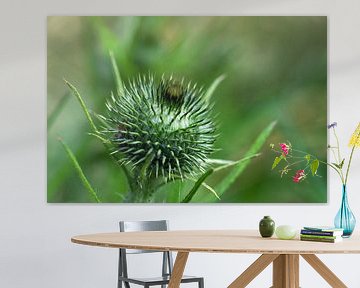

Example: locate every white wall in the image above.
[1,0,360,287]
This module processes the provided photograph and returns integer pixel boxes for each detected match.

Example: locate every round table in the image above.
[72,230,360,288]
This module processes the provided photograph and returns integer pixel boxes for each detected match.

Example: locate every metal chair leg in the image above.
[118,249,123,288]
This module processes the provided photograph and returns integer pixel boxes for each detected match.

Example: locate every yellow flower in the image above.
[349,122,360,147]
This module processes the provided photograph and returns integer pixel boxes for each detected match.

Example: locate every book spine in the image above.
[300,230,335,236]
[300,234,337,240]
[300,237,337,243]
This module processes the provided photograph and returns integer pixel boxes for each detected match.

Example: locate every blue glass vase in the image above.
[334,185,356,237]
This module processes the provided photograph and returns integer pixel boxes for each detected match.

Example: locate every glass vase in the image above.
[334,185,356,237]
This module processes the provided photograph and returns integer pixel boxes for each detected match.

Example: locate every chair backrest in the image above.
[118,220,174,282]
[119,220,169,254]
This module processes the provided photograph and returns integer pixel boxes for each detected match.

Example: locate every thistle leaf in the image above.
[201,182,220,200]
[181,169,214,203]
[203,121,277,201]
[140,154,155,181]
[182,154,260,203]
[207,158,235,165]
[47,92,70,129]
[213,154,261,172]
[91,111,113,129]
[88,133,111,144]
[109,50,125,96]
[59,138,101,203]
[64,80,98,134]
[204,74,226,102]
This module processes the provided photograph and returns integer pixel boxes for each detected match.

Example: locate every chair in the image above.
[118,220,204,288]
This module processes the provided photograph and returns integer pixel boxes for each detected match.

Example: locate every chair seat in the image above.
[119,274,202,285]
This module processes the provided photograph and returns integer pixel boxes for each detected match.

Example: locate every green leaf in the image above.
[305,154,311,164]
[140,154,155,182]
[339,158,345,169]
[332,159,345,169]
[204,75,226,102]
[207,158,235,165]
[310,159,320,176]
[94,19,121,52]
[211,121,277,200]
[109,50,125,96]
[88,133,111,144]
[272,156,282,170]
[63,82,133,196]
[201,182,220,200]
[47,92,70,129]
[181,169,214,203]
[214,154,261,172]
[64,80,98,134]
[59,138,101,203]
[91,111,113,129]
[184,154,260,202]
[332,162,340,169]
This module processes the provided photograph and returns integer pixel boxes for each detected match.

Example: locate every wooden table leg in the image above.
[168,252,189,288]
[272,254,299,288]
[288,254,299,288]
[301,254,347,288]
[228,254,279,288]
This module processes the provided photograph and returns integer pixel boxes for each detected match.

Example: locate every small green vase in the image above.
[259,216,275,238]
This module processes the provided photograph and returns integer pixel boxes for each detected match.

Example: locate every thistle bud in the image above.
[101,75,217,181]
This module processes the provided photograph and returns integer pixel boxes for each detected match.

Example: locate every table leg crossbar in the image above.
[226,254,347,288]
[228,254,279,288]
[167,252,348,288]
[168,252,189,288]
[301,254,347,288]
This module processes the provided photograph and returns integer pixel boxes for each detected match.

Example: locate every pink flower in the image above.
[280,143,289,156]
[293,169,305,183]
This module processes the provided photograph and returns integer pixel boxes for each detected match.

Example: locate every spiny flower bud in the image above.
[101,75,217,181]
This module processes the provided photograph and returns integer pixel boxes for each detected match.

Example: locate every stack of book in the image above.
[300,226,344,243]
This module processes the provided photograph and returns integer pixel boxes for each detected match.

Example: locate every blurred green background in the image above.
[47,16,327,203]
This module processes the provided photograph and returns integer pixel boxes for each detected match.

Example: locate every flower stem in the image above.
[332,127,346,182]
[330,148,338,164]
[292,148,345,183]
[345,129,360,185]
[333,127,342,163]
[285,159,306,168]
[345,145,356,185]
